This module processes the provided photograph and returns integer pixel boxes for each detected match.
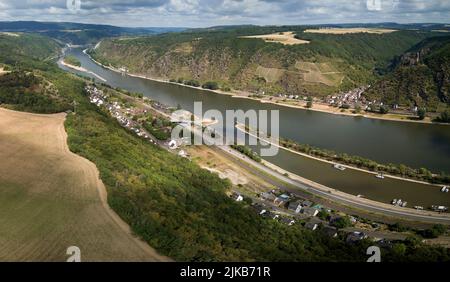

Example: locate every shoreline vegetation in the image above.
[63,55,81,67]
[85,48,449,126]
[59,58,107,82]
[238,124,450,186]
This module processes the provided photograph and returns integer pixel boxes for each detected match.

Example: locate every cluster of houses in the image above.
[260,190,321,218]
[325,86,368,109]
[277,94,302,100]
[148,99,174,115]
[85,85,157,145]
[230,190,390,244]
[325,86,423,116]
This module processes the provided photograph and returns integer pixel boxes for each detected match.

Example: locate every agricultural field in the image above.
[0,108,168,262]
[0,32,20,37]
[303,28,397,34]
[255,66,285,83]
[240,31,310,45]
[295,61,344,87]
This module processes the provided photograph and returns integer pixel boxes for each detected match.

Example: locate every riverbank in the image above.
[59,58,107,82]
[85,48,448,126]
[237,123,446,187]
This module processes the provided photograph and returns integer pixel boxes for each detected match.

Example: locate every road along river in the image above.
[58,48,450,209]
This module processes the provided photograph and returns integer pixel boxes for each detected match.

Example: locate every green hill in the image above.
[364,36,450,112]
[0,32,60,65]
[90,25,440,97]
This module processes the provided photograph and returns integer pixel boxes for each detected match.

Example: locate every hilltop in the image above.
[0,21,185,45]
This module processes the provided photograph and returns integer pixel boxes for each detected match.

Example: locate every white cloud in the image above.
[0,0,448,27]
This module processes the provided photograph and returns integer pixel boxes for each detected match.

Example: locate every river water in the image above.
[59,48,450,208]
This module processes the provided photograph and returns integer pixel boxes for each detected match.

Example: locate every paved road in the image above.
[218,146,450,225]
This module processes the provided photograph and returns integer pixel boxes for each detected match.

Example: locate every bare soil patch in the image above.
[241,31,309,45]
[304,28,396,34]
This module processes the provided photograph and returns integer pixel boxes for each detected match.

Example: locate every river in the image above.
[59,48,450,208]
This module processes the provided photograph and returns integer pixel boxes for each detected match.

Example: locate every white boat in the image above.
[391,199,398,205]
[333,164,346,171]
[432,205,449,212]
[401,202,407,207]
[375,173,385,179]
[414,206,424,210]
[441,186,449,193]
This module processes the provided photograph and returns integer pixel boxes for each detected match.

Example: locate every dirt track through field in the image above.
[0,108,170,261]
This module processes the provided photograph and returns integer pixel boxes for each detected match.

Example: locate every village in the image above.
[273,85,423,119]
[85,83,438,249]
[229,188,409,245]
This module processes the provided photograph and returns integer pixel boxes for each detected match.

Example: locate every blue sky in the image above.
[0,0,449,27]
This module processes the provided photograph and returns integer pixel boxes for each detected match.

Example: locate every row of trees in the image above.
[278,137,450,184]
[170,78,220,91]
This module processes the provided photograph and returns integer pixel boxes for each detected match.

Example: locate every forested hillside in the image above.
[90,25,439,98]
[0,33,71,113]
[364,36,450,112]
[0,32,60,65]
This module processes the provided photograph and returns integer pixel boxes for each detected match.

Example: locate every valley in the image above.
[1,21,450,263]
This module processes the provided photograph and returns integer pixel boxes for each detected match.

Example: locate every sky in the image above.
[0,0,449,28]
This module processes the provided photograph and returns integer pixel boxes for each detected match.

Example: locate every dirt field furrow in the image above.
[0,108,170,261]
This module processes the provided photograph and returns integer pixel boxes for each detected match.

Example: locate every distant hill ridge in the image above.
[0,21,186,44]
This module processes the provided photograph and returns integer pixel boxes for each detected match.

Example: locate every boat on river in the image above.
[375,173,385,179]
[431,205,449,212]
[441,186,449,193]
[391,199,407,207]
[333,164,346,171]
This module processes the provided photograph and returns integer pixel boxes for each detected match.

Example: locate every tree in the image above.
[379,105,389,114]
[435,110,450,123]
[318,210,330,221]
[420,225,447,239]
[331,216,352,229]
[202,81,219,90]
[392,243,407,256]
[306,97,313,108]
[417,108,426,120]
